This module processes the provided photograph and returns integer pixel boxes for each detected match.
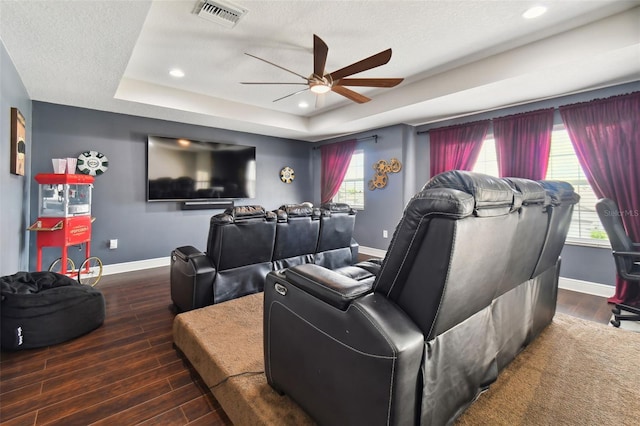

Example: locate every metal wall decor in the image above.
[77,151,109,176]
[280,166,295,183]
[368,158,402,190]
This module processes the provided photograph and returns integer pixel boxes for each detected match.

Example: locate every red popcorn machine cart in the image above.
[28,173,103,286]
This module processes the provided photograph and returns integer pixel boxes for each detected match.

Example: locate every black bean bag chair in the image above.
[1,271,106,350]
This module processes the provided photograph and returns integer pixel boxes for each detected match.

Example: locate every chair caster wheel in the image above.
[610,319,621,328]
[612,307,621,315]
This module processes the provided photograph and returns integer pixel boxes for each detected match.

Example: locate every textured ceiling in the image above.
[1,0,639,142]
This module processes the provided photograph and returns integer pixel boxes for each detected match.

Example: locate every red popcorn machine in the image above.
[28,173,103,286]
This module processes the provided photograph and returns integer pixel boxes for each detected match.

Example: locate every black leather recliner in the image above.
[171,205,276,311]
[263,171,578,425]
[170,202,360,312]
[315,203,358,269]
[272,204,320,270]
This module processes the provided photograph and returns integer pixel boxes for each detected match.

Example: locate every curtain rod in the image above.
[312,134,378,149]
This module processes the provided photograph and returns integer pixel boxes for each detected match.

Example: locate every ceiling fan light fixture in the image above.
[310,83,331,94]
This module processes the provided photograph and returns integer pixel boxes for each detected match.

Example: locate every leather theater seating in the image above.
[263,171,579,425]
[170,203,359,312]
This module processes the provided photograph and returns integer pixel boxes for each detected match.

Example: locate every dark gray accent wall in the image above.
[29,102,312,270]
[560,244,616,286]
[0,41,32,275]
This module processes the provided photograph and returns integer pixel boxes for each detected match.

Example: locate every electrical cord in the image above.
[210,370,264,389]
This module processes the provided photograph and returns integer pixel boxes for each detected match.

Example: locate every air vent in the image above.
[197,0,248,28]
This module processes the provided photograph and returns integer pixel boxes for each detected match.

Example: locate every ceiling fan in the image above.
[241,34,403,104]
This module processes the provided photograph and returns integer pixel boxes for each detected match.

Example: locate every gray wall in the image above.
[29,102,312,270]
[313,125,413,250]
[0,41,32,275]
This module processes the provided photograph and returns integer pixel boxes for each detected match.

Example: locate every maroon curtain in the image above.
[560,92,640,304]
[429,120,490,177]
[320,139,357,204]
[494,108,555,180]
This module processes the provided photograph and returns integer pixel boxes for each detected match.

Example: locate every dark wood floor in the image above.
[1,266,613,425]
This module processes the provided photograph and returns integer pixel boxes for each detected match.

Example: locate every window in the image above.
[471,127,608,245]
[333,150,364,209]
[546,129,607,244]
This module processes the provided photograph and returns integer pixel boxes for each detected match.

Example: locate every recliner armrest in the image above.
[173,245,205,261]
[284,264,372,310]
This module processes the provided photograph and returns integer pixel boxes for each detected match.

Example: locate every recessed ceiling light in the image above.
[522,5,548,19]
[169,68,185,78]
[298,101,309,108]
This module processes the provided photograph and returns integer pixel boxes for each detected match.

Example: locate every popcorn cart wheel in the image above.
[48,249,103,287]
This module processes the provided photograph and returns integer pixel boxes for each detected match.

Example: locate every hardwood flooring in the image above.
[0,266,614,425]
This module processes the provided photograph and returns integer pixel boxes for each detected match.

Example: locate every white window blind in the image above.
[334,150,365,209]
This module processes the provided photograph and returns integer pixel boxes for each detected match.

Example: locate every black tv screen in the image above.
[147,136,256,201]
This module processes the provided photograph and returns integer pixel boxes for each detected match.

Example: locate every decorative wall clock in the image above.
[77,151,109,176]
[280,166,295,183]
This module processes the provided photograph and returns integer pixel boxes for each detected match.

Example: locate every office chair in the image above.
[595,198,640,327]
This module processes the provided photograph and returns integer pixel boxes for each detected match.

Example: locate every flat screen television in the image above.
[146,136,256,201]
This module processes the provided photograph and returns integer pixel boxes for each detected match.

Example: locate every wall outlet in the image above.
[109,239,118,249]
[383,230,388,238]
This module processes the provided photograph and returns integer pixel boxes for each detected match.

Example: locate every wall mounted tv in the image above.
[147,136,256,201]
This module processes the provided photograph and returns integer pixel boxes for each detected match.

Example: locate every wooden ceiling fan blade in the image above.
[331,85,371,104]
[313,34,329,78]
[328,49,392,81]
[337,78,403,88]
[244,53,309,81]
[273,87,310,102]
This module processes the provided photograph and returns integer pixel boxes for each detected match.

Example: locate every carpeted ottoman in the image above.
[173,292,314,425]
[1,271,106,350]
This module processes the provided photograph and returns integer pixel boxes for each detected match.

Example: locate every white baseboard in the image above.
[102,257,170,276]
[102,251,616,299]
[358,246,387,259]
[558,277,615,298]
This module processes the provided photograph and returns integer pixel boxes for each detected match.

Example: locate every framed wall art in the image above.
[10,107,26,176]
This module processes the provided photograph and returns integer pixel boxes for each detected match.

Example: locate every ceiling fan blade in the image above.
[313,34,329,77]
[337,78,403,88]
[273,87,310,102]
[327,49,392,81]
[241,82,308,85]
[244,53,309,82]
[331,85,371,104]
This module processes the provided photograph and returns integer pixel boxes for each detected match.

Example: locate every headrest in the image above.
[212,205,275,224]
[503,178,548,206]
[320,203,355,215]
[410,188,476,219]
[279,203,314,218]
[537,180,581,206]
[423,171,515,216]
[230,205,266,219]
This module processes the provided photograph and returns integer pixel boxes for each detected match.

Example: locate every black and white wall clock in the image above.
[77,151,109,176]
[280,166,295,183]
